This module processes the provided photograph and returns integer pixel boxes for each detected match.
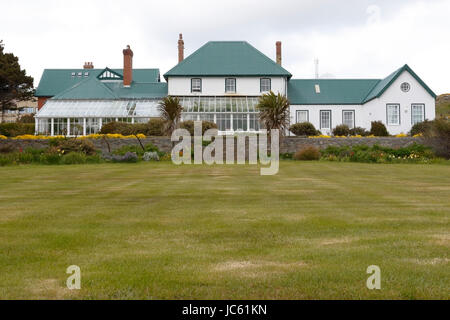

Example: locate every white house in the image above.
[35,35,436,136]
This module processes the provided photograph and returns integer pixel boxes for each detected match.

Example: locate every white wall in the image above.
[289,71,435,135]
[290,105,363,135]
[167,76,287,96]
[362,71,435,135]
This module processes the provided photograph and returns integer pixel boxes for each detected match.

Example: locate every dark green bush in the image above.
[0,123,35,137]
[349,127,370,136]
[410,120,432,136]
[100,119,165,136]
[61,152,87,164]
[423,119,450,159]
[332,124,350,136]
[289,122,319,136]
[179,121,218,136]
[370,121,389,136]
[293,146,321,160]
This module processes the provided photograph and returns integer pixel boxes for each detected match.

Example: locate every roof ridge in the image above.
[241,41,292,77]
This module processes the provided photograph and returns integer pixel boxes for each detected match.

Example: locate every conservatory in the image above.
[178,96,261,133]
[35,100,160,136]
[36,96,262,136]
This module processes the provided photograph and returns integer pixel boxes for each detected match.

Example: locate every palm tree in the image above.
[158,96,183,135]
[257,91,290,137]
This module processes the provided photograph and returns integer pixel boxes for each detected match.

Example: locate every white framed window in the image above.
[401,82,410,92]
[296,110,309,123]
[387,104,400,125]
[320,110,332,129]
[342,110,355,129]
[191,78,202,93]
[411,104,425,125]
[260,78,271,92]
[225,78,236,93]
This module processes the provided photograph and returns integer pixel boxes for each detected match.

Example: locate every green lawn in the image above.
[0,162,449,300]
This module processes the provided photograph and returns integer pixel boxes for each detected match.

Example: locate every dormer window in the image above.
[225,78,236,93]
[191,78,202,93]
[260,78,271,92]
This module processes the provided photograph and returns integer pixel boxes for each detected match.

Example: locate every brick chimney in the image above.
[178,34,184,63]
[276,41,282,66]
[123,45,133,87]
[83,62,94,69]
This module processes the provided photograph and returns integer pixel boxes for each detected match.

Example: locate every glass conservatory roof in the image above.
[36,100,160,118]
[179,96,260,113]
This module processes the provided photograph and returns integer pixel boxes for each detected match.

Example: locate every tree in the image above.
[158,96,183,135]
[0,40,35,123]
[257,91,290,137]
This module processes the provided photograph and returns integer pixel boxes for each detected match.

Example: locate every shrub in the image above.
[423,119,450,159]
[54,138,97,156]
[370,121,389,136]
[0,123,35,137]
[61,152,87,165]
[144,118,165,136]
[332,124,350,136]
[0,144,15,153]
[143,152,160,161]
[100,122,134,135]
[113,143,161,157]
[179,121,218,136]
[40,147,63,165]
[112,152,138,163]
[18,114,35,123]
[100,119,165,136]
[349,127,370,136]
[289,122,319,136]
[293,146,321,161]
[410,120,432,136]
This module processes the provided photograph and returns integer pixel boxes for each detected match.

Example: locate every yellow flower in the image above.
[413,133,423,138]
[0,135,7,139]
[395,133,407,138]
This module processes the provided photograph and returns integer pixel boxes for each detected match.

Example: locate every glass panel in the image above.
[86,118,100,135]
[320,111,331,129]
[70,118,84,135]
[411,104,424,124]
[296,111,308,123]
[342,111,354,128]
[387,105,400,125]
[53,118,68,135]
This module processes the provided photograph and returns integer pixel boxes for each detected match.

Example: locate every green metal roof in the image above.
[51,77,167,100]
[35,68,160,97]
[164,41,292,79]
[288,64,436,105]
[363,64,436,102]
[288,79,379,105]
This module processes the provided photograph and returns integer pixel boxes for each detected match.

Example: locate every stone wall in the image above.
[0,137,174,153]
[0,136,423,155]
[280,136,422,153]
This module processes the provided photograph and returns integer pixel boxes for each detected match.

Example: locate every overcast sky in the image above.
[1,0,449,94]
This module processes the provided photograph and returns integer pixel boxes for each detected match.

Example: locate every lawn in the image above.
[0,161,449,300]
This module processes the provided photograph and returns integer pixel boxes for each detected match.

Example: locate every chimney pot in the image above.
[83,62,94,69]
[123,45,134,86]
[276,41,282,66]
[178,33,184,63]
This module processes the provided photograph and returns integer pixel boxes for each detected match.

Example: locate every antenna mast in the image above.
[314,58,319,79]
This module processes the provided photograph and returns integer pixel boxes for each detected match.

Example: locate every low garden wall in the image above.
[0,136,423,155]
[280,136,422,153]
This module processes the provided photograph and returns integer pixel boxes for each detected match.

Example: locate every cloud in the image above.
[0,0,448,93]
